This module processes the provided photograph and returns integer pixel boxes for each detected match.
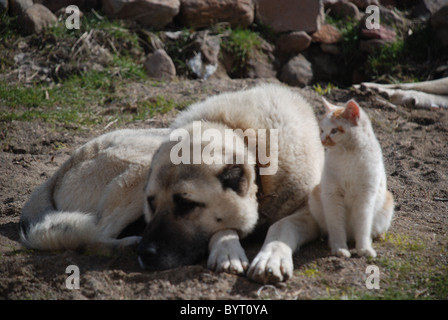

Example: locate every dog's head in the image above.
[137,122,259,270]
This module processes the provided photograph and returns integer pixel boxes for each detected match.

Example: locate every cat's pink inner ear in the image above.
[322,97,338,113]
[342,100,360,125]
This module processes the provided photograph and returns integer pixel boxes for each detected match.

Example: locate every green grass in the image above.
[350,234,447,299]
[297,263,322,279]
[306,232,447,300]
[221,27,264,76]
[326,16,360,56]
[0,11,166,128]
[130,95,179,121]
[222,27,262,61]
[0,77,182,127]
[313,83,337,96]
[366,40,406,78]
[0,70,110,126]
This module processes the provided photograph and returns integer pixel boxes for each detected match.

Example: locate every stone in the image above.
[361,25,396,41]
[359,19,396,53]
[102,0,180,29]
[431,5,448,47]
[329,0,361,21]
[348,0,379,9]
[379,0,396,8]
[246,55,276,79]
[311,52,339,81]
[179,0,254,29]
[279,54,313,87]
[276,31,312,54]
[0,0,9,12]
[320,43,340,55]
[10,0,33,17]
[312,24,342,44]
[188,33,222,80]
[413,0,448,19]
[359,38,392,53]
[20,3,58,35]
[144,49,176,79]
[192,32,221,65]
[379,5,407,28]
[256,0,324,33]
[323,0,339,8]
[33,0,101,12]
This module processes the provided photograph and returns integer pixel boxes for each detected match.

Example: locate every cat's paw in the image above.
[357,246,377,258]
[332,247,351,258]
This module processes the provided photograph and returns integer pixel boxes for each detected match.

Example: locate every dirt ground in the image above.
[0,79,447,300]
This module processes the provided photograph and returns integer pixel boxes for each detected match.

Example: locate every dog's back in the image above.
[19,129,169,250]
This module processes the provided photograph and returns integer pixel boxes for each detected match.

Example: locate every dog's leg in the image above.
[207,229,249,276]
[247,209,319,284]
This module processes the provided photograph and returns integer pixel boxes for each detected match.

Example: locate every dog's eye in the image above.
[147,196,156,212]
[173,194,204,217]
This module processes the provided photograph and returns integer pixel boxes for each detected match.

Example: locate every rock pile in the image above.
[2,0,448,86]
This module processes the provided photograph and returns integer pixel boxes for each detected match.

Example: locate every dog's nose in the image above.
[137,242,159,269]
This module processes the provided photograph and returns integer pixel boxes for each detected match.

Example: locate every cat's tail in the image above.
[372,190,395,239]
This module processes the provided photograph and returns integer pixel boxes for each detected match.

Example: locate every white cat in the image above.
[309,97,394,258]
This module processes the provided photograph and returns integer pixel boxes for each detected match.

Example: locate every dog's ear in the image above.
[218,164,249,196]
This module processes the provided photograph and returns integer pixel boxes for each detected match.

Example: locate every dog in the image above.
[19,83,324,284]
[355,77,448,109]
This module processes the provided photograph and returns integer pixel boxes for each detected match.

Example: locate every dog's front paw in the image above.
[247,241,293,284]
[207,230,249,276]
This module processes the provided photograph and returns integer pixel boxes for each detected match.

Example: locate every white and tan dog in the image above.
[20,84,324,284]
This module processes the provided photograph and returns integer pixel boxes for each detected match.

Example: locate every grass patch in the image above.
[0,11,168,128]
[130,95,178,121]
[0,78,184,128]
[366,40,406,78]
[313,83,337,96]
[382,232,426,252]
[297,263,322,279]
[0,70,112,126]
[349,234,447,299]
[221,27,264,77]
[326,16,360,56]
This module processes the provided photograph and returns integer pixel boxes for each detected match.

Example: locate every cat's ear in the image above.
[342,100,360,125]
[322,97,338,113]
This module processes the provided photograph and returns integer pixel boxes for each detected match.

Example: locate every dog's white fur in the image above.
[355,77,448,109]
[20,129,169,249]
[20,84,324,284]
[170,84,324,282]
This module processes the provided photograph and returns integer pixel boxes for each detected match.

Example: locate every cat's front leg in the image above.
[351,198,377,257]
[322,194,351,258]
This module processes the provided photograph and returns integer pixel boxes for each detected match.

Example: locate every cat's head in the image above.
[319,97,364,148]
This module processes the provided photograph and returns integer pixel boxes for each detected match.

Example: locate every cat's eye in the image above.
[330,128,339,135]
